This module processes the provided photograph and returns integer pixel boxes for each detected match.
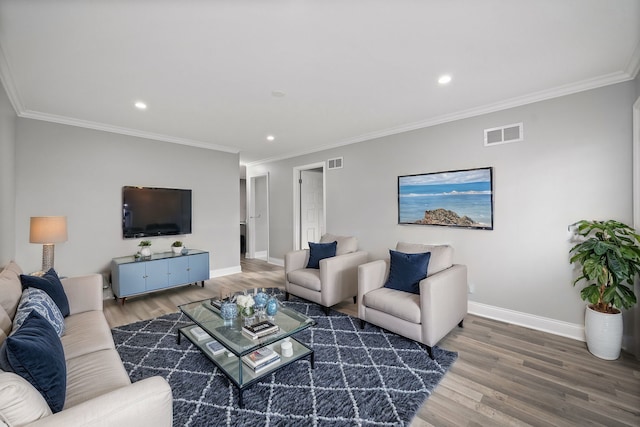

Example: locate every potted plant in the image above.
[569,219,640,360]
[171,240,184,254]
[138,240,152,257]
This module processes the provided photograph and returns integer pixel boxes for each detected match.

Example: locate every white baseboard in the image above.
[210,265,242,278]
[468,301,585,342]
[268,257,284,267]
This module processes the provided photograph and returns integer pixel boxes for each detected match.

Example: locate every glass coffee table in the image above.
[177,289,315,407]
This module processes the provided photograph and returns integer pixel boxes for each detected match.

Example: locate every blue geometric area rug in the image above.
[112,296,457,427]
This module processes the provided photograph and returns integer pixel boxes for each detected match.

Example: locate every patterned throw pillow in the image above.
[11,288,65,337]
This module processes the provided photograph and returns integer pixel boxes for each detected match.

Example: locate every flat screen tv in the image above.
[122,186,192,238]
[398,167,493,230]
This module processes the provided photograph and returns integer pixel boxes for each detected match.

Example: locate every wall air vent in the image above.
[327,157,343,170]
[484,122,523,147]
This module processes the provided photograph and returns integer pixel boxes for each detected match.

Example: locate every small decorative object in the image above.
[138,240,152,257]
[280,340,293,357]
[236,294,255,325]
[171,241,184,254]
[254,290,269,317]
[181,246,188,255]
[569,219,640,360]
[266,295,278,319]
[220,301,238,324]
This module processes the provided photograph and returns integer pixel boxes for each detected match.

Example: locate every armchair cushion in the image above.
[383,250,430,294]
[320,233,357,255]
[306,241,337,269]
[395,242,453,276]
[363,287,421,323]
[287,269,321,291]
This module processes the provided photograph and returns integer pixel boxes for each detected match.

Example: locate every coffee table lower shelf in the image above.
[178,324,315,407]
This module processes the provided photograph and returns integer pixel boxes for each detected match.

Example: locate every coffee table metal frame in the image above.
[177,293,315,407]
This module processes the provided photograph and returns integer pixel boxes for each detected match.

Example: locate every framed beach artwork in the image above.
[398,167,494,230]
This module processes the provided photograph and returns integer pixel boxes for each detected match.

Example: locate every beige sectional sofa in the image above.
[0,261,173,426]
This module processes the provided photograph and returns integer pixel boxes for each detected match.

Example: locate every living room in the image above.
[0,1,639,425]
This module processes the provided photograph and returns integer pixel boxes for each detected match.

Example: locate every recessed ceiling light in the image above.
[266,135,275,142]
[438,75,452,85]
[271,90,286,98]
[134,101,147,110]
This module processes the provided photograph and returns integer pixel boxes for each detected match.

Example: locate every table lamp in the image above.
[29,216,68,272]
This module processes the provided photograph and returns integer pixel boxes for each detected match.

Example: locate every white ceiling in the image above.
[1,0,639,165]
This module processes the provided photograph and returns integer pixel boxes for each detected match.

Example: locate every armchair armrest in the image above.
[60,274,104,315]
[357,259,389,319]
[28,377,173,427]
[284,249,309,274]
[318,251,369,307]
[419,264,468,346]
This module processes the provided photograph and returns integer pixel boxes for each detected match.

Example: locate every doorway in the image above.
[248,174,269,260]
[293,162,326,250]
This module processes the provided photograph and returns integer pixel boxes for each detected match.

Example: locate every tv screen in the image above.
[398,167,493,230]
[122,186,192,238]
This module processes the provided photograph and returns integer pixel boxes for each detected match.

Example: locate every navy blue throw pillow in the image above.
[20,269,70,317]
[0,310,67,413]
[306,241,338,269]
[383,250,431,294]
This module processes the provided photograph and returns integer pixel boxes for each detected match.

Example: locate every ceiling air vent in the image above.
[327,157,343,170]
[484,122,523,147]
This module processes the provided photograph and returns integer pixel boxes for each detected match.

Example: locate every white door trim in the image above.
[293,162,326,250]
[247,173,269,260]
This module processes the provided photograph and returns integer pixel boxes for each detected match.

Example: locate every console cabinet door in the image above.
[167,256,190,286]
[144,259,170,291]
[114,262,146,297]
[187,252,210,282]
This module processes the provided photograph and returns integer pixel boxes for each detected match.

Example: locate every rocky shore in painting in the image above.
[414,208,480,227]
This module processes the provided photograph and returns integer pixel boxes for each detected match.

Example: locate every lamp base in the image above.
[42,244,55,272]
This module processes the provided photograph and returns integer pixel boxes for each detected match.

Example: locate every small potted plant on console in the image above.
[171,241,184,255]
[138,240,152,258]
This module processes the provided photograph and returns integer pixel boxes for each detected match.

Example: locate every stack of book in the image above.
[242,320,279,339]
[190,326,210,342]
[242,347,280,373]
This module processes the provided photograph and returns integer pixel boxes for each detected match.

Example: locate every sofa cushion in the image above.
[0,311,67,413]
[306,241,337,269]
[0,306,11,347]
[12,287,65,337]
[395,243,453,276]
[0,261,23,320]
[61,311,115,360]
[363,287,421,323]
[20,269,70,317]
[384,250,430,294]
[0,371,52,425]
[287,269,321,291]
[320,233,358,255]
[64,349,131,409]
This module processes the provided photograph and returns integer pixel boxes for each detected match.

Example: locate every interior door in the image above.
[299,168,324,249]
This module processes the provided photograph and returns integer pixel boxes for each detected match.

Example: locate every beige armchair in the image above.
[285,234,368,315]
[358,242,467,359]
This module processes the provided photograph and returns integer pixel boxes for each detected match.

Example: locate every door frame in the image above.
[293,162,326,250]
[247,173,269,260]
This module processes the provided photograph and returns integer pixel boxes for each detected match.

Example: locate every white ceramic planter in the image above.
[172,246,183,254]
[584,305,623,360]
[140,247,152,257]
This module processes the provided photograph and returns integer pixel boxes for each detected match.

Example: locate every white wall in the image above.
[248,81,636,330]
[0,82,16,266]
[14,119,240,277]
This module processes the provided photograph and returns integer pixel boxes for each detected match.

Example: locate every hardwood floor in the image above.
[104,258,640,427]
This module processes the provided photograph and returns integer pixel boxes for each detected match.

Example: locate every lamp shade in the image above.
[29,216,68,244]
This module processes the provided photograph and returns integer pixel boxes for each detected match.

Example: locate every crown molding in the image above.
[246,70,636,167]
[17,109,239,154]
[625,41,640,78]
[0,41,25,114]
